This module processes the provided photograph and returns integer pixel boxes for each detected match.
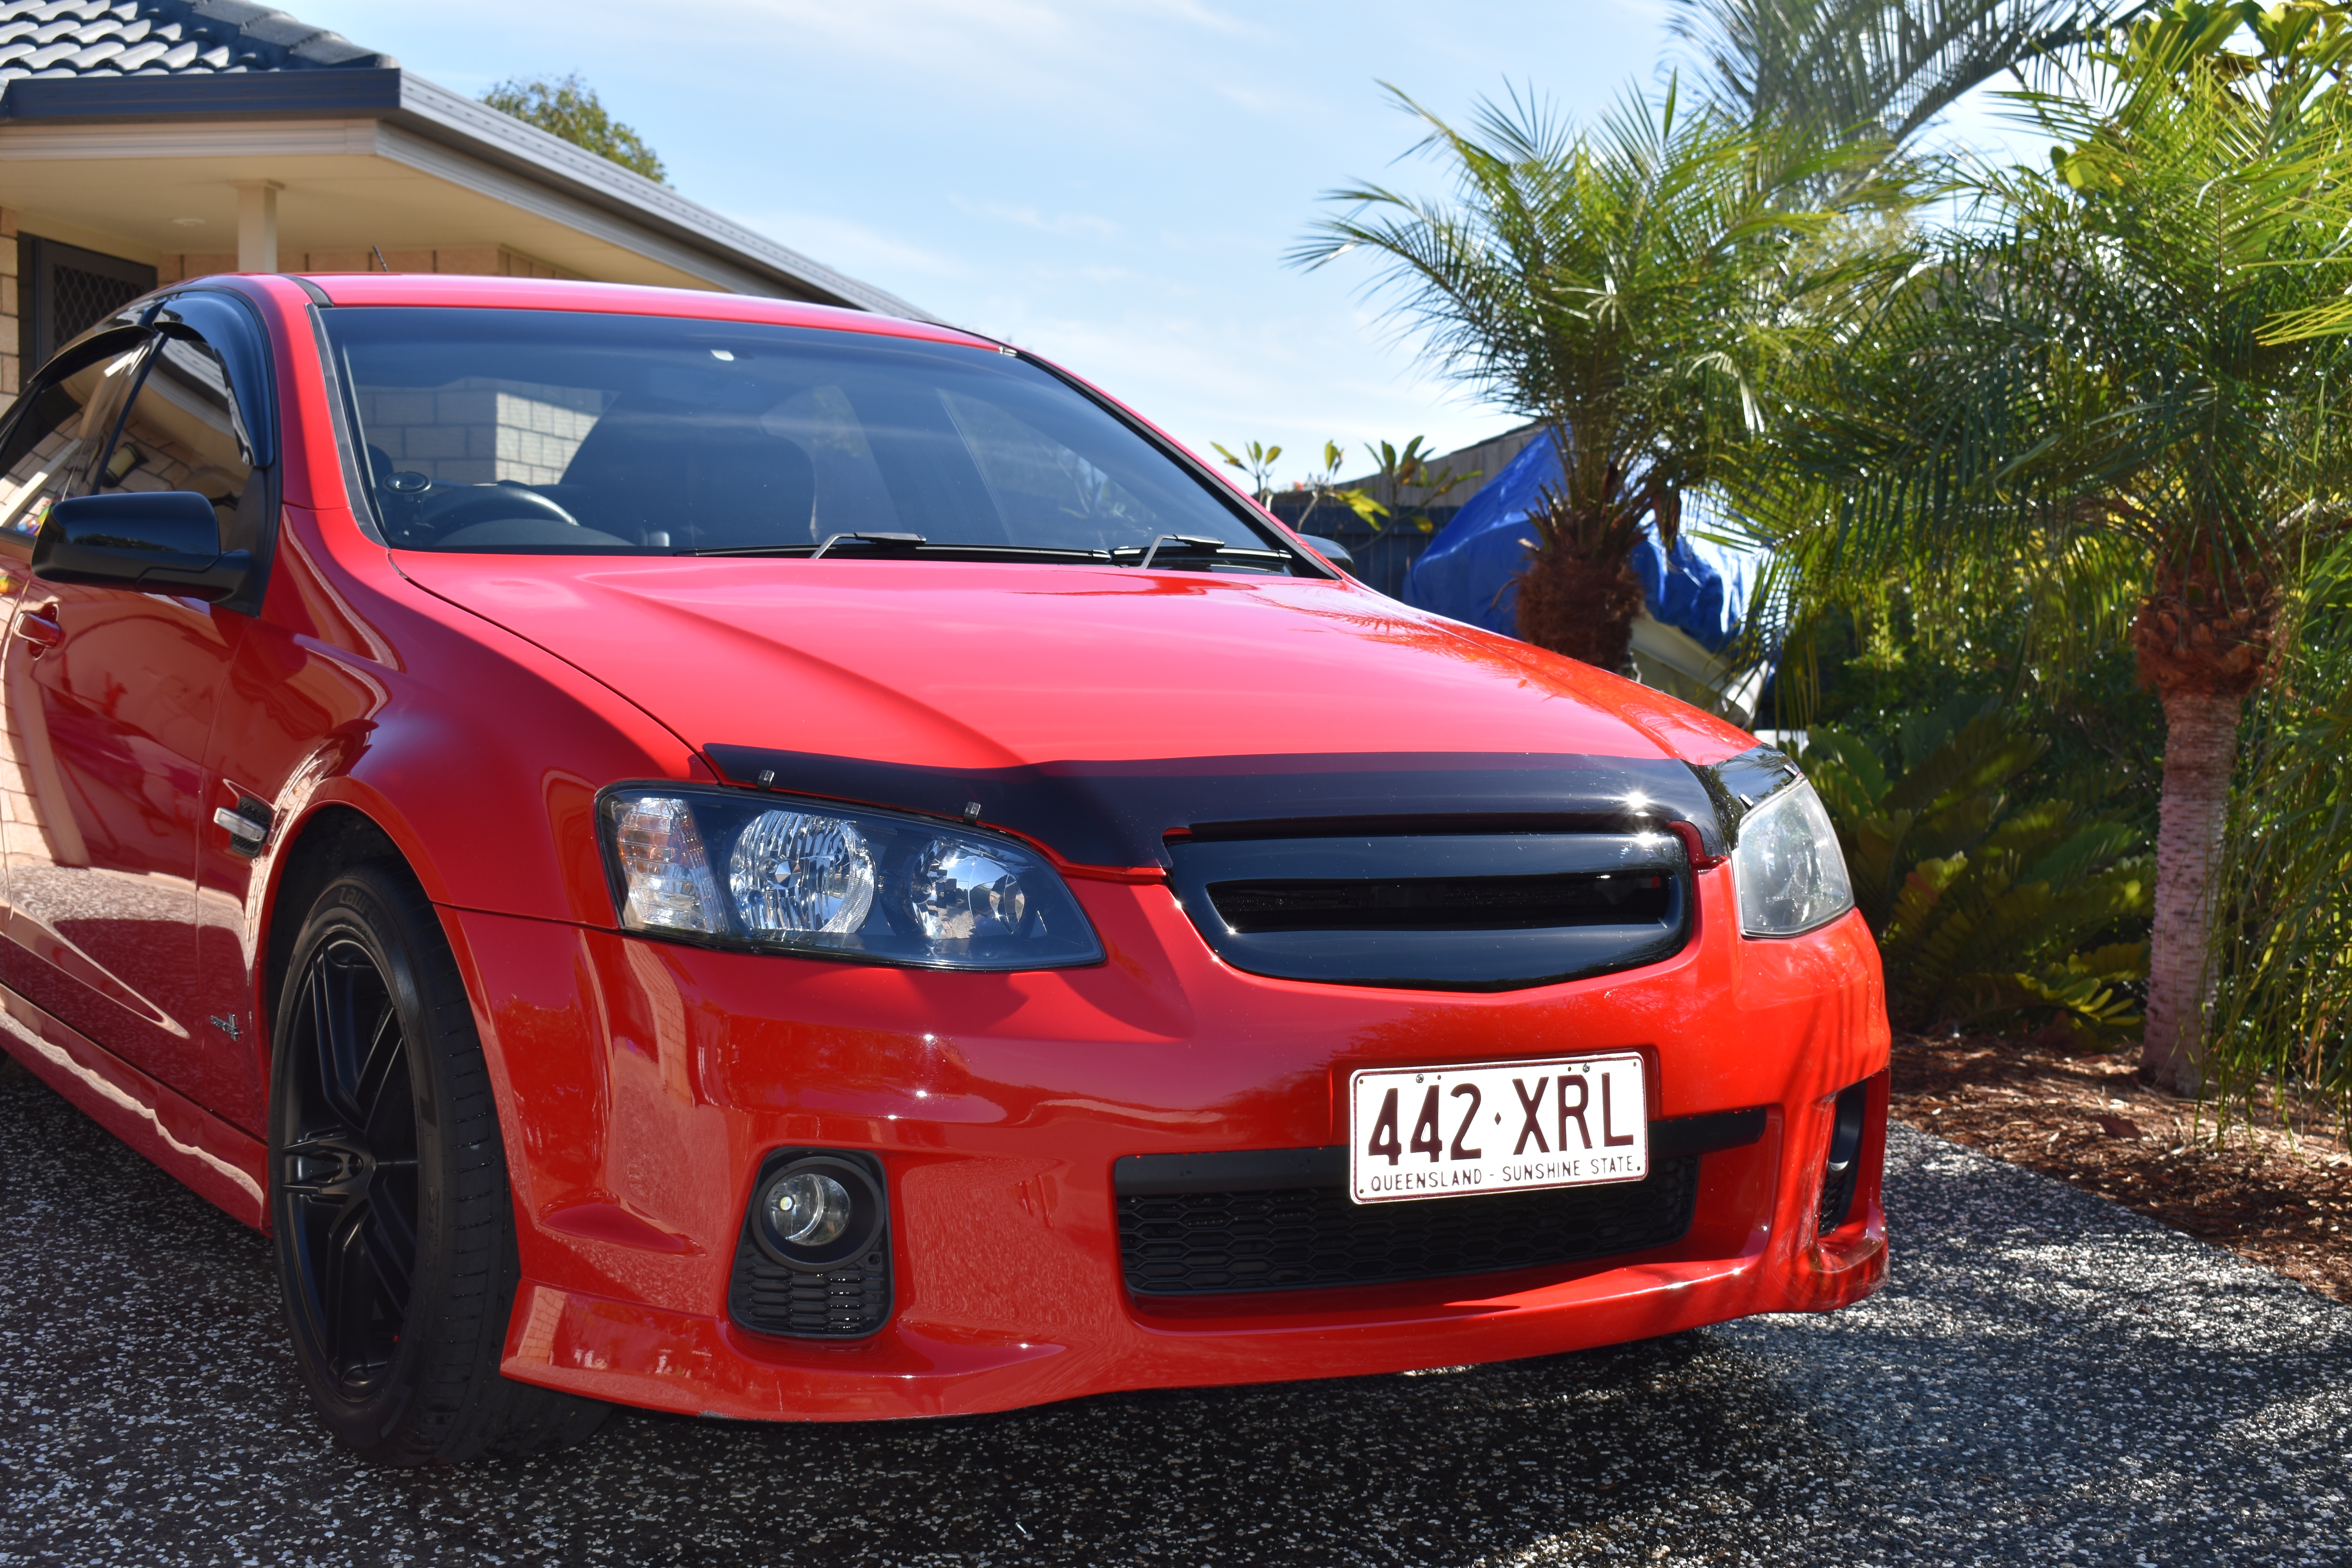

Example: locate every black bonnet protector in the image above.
[701,744,1782,869]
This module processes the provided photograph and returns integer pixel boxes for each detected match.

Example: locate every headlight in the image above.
[600,787,1104,970]
[1732,778,1854,937]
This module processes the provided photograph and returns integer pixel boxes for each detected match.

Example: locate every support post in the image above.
[233,181,283,272]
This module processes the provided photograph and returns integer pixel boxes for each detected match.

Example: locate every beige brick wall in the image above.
[354,379,610,486]
[156,244,582,284]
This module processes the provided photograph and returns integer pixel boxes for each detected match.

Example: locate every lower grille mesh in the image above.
[1119,1156,1698,1296]
[728,1242,891,1338]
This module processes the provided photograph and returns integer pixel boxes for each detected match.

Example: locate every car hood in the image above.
[394,557,1757,866]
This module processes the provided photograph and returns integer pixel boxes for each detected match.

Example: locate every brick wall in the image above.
[155,244,581,284]
[353,379,610,486]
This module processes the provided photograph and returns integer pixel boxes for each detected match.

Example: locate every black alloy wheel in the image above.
[280,935,419,1397]
[269,862,608,1465]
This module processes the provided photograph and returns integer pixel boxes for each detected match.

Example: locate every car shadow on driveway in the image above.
[2,1062,2345,1567]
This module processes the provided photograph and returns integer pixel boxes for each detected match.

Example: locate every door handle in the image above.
[13,606,62,656]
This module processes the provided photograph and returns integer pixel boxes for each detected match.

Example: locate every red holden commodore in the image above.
[0,273,1887,1465]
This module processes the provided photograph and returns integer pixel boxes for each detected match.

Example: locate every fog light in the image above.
[749,1153,884,1267]
[767,1171,851,1247]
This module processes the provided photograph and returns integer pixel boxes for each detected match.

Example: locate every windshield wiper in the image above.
[688,539,1119,564]
[684,534,1303,571]
[691,533,927,558]
[813,532,926,558]
[1132,534,1228,570]
[1116,536,1294,571]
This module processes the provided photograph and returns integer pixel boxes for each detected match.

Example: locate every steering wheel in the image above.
[402,483,583,540]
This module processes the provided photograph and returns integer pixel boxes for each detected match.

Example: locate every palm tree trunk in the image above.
[1514,486,1647,674]
[2140,687,2241,1093]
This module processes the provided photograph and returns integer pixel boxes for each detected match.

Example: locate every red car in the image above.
[0,273,1887,1466]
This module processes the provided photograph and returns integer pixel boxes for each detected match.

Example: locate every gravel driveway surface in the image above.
[2,1062,2346,1568]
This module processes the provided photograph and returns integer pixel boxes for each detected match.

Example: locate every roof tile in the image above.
[0,0,387,81]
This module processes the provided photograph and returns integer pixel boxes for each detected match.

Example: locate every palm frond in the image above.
[1669,0,2122,145]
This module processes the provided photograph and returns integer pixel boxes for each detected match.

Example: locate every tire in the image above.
[268,862,609,1465]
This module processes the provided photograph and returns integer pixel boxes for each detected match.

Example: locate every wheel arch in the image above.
[260,800,416,1054]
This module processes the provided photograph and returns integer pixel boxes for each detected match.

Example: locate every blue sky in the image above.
[296,1,2029,485]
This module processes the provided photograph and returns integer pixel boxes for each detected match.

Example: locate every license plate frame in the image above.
[1347,1054,1649,1205]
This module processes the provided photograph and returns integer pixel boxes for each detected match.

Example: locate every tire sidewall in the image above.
[268,866,468,1456]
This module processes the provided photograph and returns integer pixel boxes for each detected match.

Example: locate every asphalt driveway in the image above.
[2,1059,2345,1567]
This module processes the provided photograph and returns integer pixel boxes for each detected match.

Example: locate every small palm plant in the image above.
[1294,82,1906,675]
[1802,702,2151,1038]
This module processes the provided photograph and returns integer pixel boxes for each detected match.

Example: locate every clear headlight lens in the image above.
[906,838,1028,940]
[729,811,875,935]
[600,788,1103,970]
[1732,779,1855,937]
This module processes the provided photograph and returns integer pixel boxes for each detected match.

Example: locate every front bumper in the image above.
[451,863,1888,1421]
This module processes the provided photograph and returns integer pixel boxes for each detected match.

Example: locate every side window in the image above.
[100,328,261,553]
[0,333,154,543]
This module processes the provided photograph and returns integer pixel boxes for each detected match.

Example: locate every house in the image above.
[0,0,926,399]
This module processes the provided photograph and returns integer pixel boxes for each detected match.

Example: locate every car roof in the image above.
[294,272,994,352]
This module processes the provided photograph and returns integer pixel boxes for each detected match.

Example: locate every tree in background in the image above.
[1294,83,1902,672]
[481,74,668,185]
[1670,0,2110,144]
[1778,3,2352,1091]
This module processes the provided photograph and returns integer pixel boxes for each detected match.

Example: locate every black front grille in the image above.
[1166,833,1691,991]
[1210,871,1674,933]
[1119,1156,1698,1297]
[728,1242,891,1338]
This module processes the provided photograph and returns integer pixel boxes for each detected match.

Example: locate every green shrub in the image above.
[2207,533,2352,1125]
[1799,698,2151,1039]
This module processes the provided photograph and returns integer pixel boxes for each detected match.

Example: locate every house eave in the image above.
[0,69,930,319]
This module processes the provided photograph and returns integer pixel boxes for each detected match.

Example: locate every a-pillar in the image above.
[233,180,283,272]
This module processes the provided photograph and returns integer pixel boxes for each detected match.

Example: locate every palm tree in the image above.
[1293,84,1900,671]
[1779,5,2352,1091]
[1670,0,2116,145]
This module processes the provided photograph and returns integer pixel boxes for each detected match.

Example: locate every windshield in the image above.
[319,307,1304,571]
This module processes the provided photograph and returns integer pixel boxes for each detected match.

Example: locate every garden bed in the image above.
[1890,1033,2352,1303]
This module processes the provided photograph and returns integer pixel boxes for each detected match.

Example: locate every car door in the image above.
[0,301,269,1118]
[0,325,158,1022]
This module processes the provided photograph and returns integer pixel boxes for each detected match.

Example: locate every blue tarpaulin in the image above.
[1400,430,1757,654]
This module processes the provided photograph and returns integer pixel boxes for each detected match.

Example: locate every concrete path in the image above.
[2,1063,2345,1567]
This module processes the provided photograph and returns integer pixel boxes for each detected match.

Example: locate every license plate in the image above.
[1347,1054,1648,1204]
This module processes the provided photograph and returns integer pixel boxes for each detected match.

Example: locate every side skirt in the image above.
[0,982,268,1230]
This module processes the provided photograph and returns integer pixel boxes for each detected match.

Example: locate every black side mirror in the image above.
[34,492,252,603]
[1301,535,1355,572]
